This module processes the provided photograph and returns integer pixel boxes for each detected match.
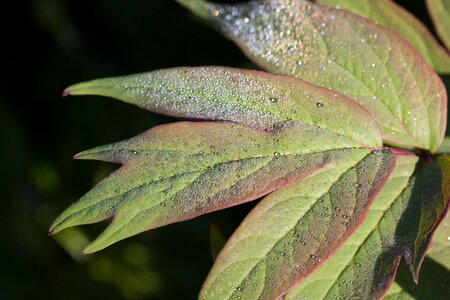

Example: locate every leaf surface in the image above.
[178,0,447,152]
[199,150,394,299]
[427,0,450,51]
[384,156,450,299]
[438,136,450,154]
[50,121,391,253]
[64,67,381,147]
[317,0,450,73]
[285,155,450,299]
[384,221,450,299]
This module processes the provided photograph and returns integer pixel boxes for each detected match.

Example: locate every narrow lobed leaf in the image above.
[317,0,450,73]
[385,207,450,299]
[285,155,450,299]
[427,0,450,51]
[64,67,382,148]
[50,121,387,253]
[179,0,447,152]
[200,148,395,299]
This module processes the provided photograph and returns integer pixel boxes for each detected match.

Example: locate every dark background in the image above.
[1,1,448,299]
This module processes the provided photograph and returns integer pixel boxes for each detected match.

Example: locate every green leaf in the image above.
[64,67,382,147]
[317,0,450,73]
[200,148,394,299]
[437,136,450,154]
[427,0,450,51]
[50,120,392,254]
[384,156,450,299]
[209,222,226,261]
[285,155,450,299]
[179,0,447,153]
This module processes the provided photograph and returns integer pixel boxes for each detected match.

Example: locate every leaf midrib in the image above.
[213,152,373,300]
[57,148,362,232]
[319,169,414,299]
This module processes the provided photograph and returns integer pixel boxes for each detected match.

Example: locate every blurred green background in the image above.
[2,1,449,299]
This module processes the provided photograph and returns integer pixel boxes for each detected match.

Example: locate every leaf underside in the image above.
[384,156,450,299]
[200,148,394,299]
[317,0,450,73]
[179,0,447,152]
[50,121,390,254]
[286,155,450,299]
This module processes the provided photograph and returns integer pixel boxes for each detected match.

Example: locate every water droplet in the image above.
[310,255,321,261]
[270,97,278,103]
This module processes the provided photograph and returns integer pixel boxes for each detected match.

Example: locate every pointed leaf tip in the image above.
[62,81,100,97]
[62,88,70,97]
[82,244,96,255]
[73,149,94,161]
[176,0,210,19]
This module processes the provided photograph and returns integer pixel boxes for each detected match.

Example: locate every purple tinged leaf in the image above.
[200,149,395,299]
[64,67,382,148]
[49,121,388,253]
[179,0,447,152]
[317,0,450,73]
[286,155,450,299]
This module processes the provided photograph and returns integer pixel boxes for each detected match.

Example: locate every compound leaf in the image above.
[179,0,447,152]
[285,155,450,299]
[317,0,450,73]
